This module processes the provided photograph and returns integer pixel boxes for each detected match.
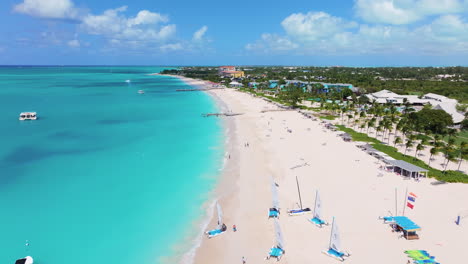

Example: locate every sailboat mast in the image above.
[296,176,303,209]
[329,217,335,248]
[314,190,318,216]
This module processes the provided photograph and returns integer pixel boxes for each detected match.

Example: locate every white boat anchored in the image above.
[15,256,33,264]
[19,112,37,121]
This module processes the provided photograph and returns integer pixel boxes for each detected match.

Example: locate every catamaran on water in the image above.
[323,217,351,261]
[287,176,311,216]
[19,112,37,121]
[15,256,33,264]
[205,202,227,238]
[268,177,280,218]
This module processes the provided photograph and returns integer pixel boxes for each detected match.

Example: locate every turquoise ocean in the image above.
[0,66,223,264]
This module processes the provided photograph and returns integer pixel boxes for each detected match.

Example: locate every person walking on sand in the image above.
[242,256,246,264]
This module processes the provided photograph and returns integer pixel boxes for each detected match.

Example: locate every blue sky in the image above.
[1,0,468,66]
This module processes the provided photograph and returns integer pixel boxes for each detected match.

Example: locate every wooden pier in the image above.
[202,112,243,117]
[176,88,224,92]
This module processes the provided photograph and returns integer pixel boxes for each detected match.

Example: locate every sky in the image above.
[1,0,468,66]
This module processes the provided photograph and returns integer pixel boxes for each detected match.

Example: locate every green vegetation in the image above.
[320,115,338,120]
[408,108,454,134]
[335,125,380,144]
[336,124,467,183]
[371,143,468,183]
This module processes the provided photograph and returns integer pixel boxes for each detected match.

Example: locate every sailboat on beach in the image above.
[308,190,328,227]
[287,176,311,216]
[266,219,285,261]
[269,177,280,218]
[205,201,227,238]
[322,217,351,261]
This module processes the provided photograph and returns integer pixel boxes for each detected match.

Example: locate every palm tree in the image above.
[394,136,402,147]
[376,125,384,140]
[428,147,439,166]
[457,141,467,171]
[415,143,424,158]
[444,152,457,172]
[405,140,413,155]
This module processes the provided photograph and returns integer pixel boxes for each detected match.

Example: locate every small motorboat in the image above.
[15,256,33,264]
[138,90,145,94]
[19,112,37,121]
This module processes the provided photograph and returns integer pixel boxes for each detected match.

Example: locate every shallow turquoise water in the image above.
[0,66,223,264]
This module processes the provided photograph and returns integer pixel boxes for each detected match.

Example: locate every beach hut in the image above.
[384,160,429,179]
[382,216,421,240]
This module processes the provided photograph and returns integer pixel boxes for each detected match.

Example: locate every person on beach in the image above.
[233,225,237,232]
[242,256,246,264]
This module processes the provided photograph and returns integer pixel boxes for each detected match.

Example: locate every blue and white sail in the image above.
[274,218,284,250]
[216,201,223,229]
[329,218,341,253]
[269,177,280,218]
[205,201,226,238]
[323,217,350,261]
[314,191,322,220]
[267,219,285,260]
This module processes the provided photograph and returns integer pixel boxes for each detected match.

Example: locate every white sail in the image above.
[314,190,322,219]
[330,218,342,252]
[271,178,279,209]
[216,202,223,229]
[274,219,285,249]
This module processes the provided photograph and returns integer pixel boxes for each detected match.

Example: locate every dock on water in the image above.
[202,112,243,117]
[176,88,225,92]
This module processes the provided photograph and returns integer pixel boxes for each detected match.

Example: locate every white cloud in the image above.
[80,6,176,42]
[67,39,80,47]
[246,11,468,55]
[281,12,356,42]
[13,0,82,20]
[127,10,168,27]
[192,26,208,41]
[355,0,467,25]
[160,43,183,52]
[246,33,298,52]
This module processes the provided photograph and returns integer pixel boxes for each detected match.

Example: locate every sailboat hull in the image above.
[287,207,311,216]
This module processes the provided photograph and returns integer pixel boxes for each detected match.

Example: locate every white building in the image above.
[364,90,465,123]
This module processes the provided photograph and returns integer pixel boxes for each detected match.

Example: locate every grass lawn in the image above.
[443,130,468,146]
[336,125,380,143]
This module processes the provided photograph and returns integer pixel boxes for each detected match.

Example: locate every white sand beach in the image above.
[174,76,468,264]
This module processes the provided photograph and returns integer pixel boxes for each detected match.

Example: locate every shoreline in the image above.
[166,74,468,264]
[168,75,241,264]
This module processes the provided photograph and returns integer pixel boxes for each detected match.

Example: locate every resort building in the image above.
[218,66,245,78]
[364,90,465,123]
